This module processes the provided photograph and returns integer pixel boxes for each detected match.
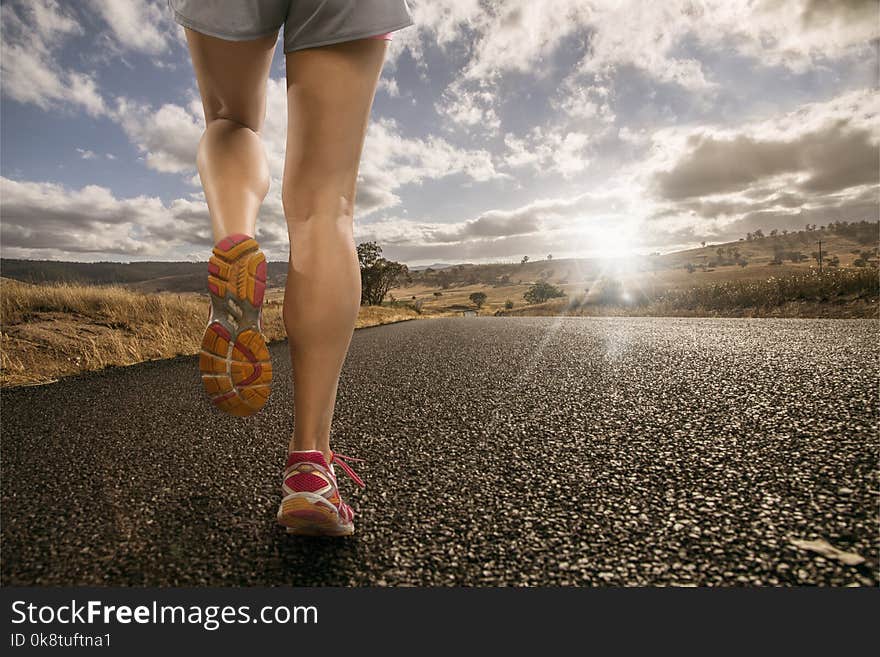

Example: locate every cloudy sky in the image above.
[1,0,877,265]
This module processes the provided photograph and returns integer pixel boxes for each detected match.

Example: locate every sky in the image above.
[0,0,878,266]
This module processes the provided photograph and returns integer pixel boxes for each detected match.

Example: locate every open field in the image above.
[0,280,439,387]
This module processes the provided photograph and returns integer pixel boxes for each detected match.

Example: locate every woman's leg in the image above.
[282,39,387,459]
[184,28,277,241]
[185,28,278,417]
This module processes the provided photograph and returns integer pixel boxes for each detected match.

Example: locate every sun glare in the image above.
[577,222,639,263]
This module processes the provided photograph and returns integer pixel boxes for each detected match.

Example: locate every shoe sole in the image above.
[277,493,355,537]
[199,234,272,417]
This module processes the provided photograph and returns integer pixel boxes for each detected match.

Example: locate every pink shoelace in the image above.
[330,452,365,488]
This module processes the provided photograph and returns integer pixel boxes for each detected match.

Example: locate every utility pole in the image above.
[817,240,823,274]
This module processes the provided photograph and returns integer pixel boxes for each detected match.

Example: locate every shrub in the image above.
[469,292,487,308]
[524,281,565,304]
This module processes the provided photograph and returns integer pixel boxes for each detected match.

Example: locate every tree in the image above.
[547,254,553,261]
[357,241,409,306]
[523,281,565,304]
[521,255,529,264]
[504,299,514,309]
[771,243,785,265]
[469,292,487,308]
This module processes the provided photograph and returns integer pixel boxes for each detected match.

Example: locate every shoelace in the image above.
[329,452,366,488]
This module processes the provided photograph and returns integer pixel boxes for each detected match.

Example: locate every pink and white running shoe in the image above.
[277,450,365,536]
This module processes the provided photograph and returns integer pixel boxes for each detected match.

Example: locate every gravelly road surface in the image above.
[2,317,878,586]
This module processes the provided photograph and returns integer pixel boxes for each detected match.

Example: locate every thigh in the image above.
[184,27,279,130]
[282,38,387,214]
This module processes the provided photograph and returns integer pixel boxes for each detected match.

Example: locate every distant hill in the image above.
[409,262,456,271]
[0,259,289,292]
[406,221,878,288]
[2,221,875,292]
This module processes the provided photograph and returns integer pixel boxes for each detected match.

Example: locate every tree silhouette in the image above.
[469,292,487,308]
[357,241,409,306]
[524,281,565,304]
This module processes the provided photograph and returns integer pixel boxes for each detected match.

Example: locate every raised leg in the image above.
[184,28,277,241]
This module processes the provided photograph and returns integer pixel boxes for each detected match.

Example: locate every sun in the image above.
[577,222,639,262]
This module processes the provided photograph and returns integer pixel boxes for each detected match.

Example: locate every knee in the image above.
[197,116,270,192]
[203,93,264,134]
[198,115,264,167]
[282,182,356,229]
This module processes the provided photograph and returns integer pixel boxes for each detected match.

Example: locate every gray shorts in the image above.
[167,0,413,52]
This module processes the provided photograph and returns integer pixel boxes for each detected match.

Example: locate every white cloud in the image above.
[112,96,204,174]
[0,1,106,116]
[357,118,503,215]
[0,177,173,256]
[377,76,401,97]
[436,80,501,131]
[401,0,879,127]
[503,128,592,178]
[88,0,172,55]
[0,176,293,260]
[76,148,97,160]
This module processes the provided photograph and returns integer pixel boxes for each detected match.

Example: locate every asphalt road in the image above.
[2,317,878,586]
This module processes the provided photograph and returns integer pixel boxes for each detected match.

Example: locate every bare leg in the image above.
[282,39,387,459]
[184,28,277,241]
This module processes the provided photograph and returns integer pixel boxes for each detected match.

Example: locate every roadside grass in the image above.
[653,267,879,311]
[0,280,424,387]
[498,267,879,318]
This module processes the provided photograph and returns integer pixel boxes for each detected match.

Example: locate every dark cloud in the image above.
[354,173,400,214]
[679,188,869,218]
[800,0,879,27]
[651,186,879,243]
[655,121,879,200]
[714,193,879,239]
[427,210,542,242]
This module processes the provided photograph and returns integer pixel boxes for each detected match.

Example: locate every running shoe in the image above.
[277,450,365,536]
[199,233,271,417]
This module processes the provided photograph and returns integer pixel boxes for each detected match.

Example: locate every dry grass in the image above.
[0,280,424,387]
[393,262,880,319]
[496,267,880,319]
